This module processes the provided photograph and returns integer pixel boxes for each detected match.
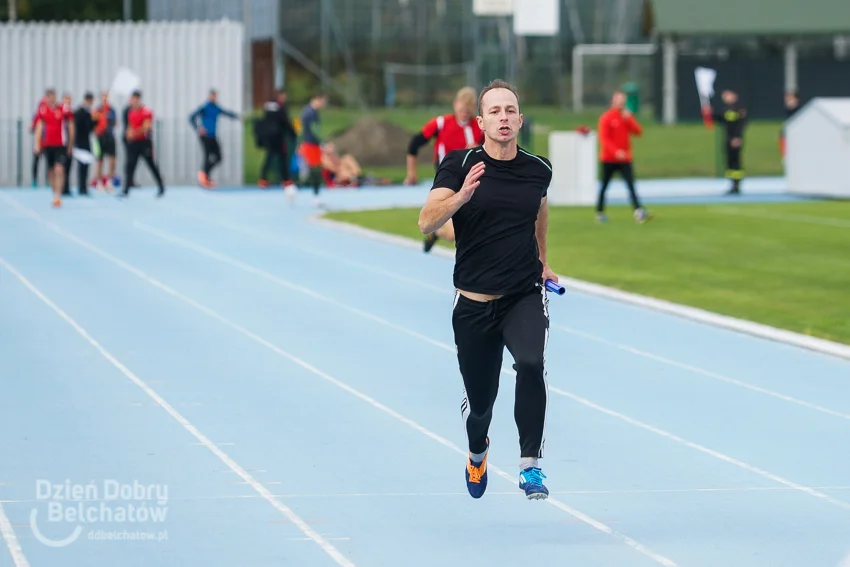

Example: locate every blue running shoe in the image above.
[519,467,549,500]
[465,439,488,499]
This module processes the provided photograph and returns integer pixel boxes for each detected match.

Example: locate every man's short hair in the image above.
[131,90,142,98]
[84,92,94,101]
[477,79,520,115]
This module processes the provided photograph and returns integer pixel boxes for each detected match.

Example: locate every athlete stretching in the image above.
[405,86,483,253]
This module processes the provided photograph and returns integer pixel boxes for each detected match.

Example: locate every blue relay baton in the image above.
[545,279,565,295]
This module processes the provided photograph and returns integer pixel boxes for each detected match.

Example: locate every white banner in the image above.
[473,0,514,16]
[513,0,559,36]
[694,66,717,106]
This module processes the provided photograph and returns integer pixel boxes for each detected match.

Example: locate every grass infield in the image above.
[323,200,850,345]
[244,106,787,185]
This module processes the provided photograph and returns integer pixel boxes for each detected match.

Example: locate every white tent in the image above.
[786,98,850,198]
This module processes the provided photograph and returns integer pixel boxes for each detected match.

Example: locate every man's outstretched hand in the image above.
[457,162,485,205]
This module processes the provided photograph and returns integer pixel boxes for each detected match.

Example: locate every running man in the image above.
[418,79,555,501]
[121,90,165,198]
[92,91,118,192]
[595,90,650,223]
[298,92,329,207]
[33,89,74,208]
[189,89,240,188]
[406,86,483,252]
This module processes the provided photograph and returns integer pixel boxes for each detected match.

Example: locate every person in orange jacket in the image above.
[596,90,650,223]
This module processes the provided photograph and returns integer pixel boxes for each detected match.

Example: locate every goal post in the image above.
[383,62,478,108]
[572,43,657,112]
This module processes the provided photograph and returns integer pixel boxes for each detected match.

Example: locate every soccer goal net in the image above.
[572,44,657,111]
[383,62,477,108]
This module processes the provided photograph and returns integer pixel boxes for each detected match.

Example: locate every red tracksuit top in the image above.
[421,114,484,164]
[598,108,642,163]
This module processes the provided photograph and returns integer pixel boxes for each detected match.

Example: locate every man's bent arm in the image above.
[535,196,549,266]
[418,188,465,234]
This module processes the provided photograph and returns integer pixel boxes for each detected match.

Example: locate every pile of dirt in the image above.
[330,116,432,168]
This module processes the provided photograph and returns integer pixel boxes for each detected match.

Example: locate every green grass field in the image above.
[323,200,850,345]
[243,106,786,185]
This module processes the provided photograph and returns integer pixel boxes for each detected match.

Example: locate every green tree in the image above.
[1,0,147,22]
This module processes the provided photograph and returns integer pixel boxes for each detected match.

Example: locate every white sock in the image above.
[469,448,487,463]
[519,457,538,471]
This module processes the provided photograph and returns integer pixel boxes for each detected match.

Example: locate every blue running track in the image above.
[1,181,849,567]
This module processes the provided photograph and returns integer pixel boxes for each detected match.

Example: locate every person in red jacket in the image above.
[33,89,74,208]
[596,91,649,223]
[405,86,483,252]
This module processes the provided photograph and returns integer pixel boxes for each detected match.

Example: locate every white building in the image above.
[786,98,850,199]
[0,20,244,188]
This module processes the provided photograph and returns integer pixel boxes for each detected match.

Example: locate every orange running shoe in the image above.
[465,438,489,499]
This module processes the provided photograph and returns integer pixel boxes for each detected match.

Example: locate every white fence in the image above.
[0,20,245,187]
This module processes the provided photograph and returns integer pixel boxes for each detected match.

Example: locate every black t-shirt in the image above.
[74,106,95,150]
[431,145,552,295]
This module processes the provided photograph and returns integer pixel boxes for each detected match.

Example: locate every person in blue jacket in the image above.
[189,89,239,188]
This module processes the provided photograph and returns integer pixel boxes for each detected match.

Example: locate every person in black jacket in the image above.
[122,103,137,189]
[72,93,96,196]
[60,93,74,196]
[258,89,297,199]
[702,89,747,195]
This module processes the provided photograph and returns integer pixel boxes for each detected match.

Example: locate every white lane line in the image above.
[31,196,846,515]
[147,203,449,294]
[0,501,30,567]
[0,256,356,567]
[5,197,680,567]
[147,201,850,424]
[130,219,453,353]
[312,213,850,361]
[554,324,850,421]
[547,384,850,511]
[6,485,850,504]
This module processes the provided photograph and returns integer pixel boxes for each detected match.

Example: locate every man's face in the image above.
[130,95,141,108]
[722,90,737,105]
[477,88,522,144]
[209,92,217,103]
[62,95,71,107]
[453,98,472,123]
[45,92,56,106]
[277,92,287,104]
[612,92,626,109]
[101,92,109,106]
[785,93,799,107]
